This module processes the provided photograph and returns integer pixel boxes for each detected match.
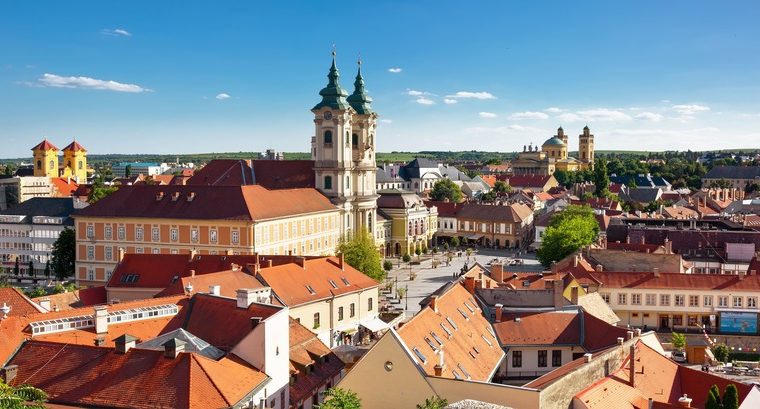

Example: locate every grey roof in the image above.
[0,197,86,225]
[704,166,760,180]
[135,328,225,360]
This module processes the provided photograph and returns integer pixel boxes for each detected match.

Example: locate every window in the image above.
[601,293,610,303]
[136,227,144,241]
[87,246,94,260]
[191,229,199,243]
[313,313,320,328]
[232,230,239,245]
[645,294,657,306]
[512,351,522,368]
[338,307,344,321]
[86,225,94,238]
[689,295,699,307]
[105,226,112,240]
[660,294,671,306]
[209,229,218,243]
[152,227,160,242]
[323,130,333,145]
[105,247,112,261]
[749,297,758,308]
[552,350,562,367]
[118,226,125,240]
[733,297,743,308]
[704,296,713,307]
[617,293,627,305]
[170,228,178,242]
[718,296,728,307]
[350,303,355,318]
[538,350,547,367]
[631,294,641,305]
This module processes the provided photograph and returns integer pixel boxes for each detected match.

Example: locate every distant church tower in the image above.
[579,125,595,169]
[312,52,378,238]
[32,139,59,177]
[62,141,87,182]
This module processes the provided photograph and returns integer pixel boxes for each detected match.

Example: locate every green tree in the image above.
[13,258,19,276]
[429,179,463,203]
[337,229,384,281]
[723,384,739,409]
[316,388,361,409]
[0,378,47,409]
[671,332,686,351]
[537,205,599,267]
[712,344,729,363]
[594,158,611,198]
[706,385,721,409]
[417,396,448,409]
[51,228,76,281]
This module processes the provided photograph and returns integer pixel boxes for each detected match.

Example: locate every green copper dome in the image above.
[347,61,373,115]
[542,136,566,146]
[313,53,350,111]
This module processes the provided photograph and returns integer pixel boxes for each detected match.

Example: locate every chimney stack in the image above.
[429,295,439,313]
[94,305,109,335]
[209,285,221,296]
[678,394,692,408]
[237,288,258,309]
[494,304,503,323]
[629,344,636,386]
[114,334,137,354]
[162,338,185,359]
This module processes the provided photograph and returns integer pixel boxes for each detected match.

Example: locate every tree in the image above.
[594,158,611,198]
[429,179,463,203]
[706,385,721,409]
[417,396,448,409]
[51,228,76,281]
[13,258,19,276]
[382,260,393,273]
[316,388,361,409]
[712,343,729,363]
[337,229,384,281]
[723,384,739,409]
[537,205,599,267]
[27,260,34,277]
[0,378,47,409]
[671,332,686,351]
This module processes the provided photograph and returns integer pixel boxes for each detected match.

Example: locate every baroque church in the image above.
[511,126,595,176]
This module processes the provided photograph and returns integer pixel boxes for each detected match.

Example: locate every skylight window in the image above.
[328,280,338,289]
[445,317,458,330]
[306,285,316,295]
[412,347,427,363]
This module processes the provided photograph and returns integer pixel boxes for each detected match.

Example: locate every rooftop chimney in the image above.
[0,365,18,384]
[209,285,221,296]
[494,304,503,323]
[678,394,692,408]
[114,334,137,354]
[94,305,108,335]
[237,288,258,309]
[162,338,186,359]
[429,295,439,313]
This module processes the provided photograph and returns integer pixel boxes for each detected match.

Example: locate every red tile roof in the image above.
[493,310,629,352]
[7,340,267,409]
[62,141,86,152]
[0,287,45,316]
[75,184,337,221]
[397,282,504,382]
[31,139,58,151]
[187,159,315,189]
[289,318,344,405]
[590,270,760,291]
[256,257,379,307]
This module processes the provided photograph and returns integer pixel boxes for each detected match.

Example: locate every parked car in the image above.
[672,351,687,363]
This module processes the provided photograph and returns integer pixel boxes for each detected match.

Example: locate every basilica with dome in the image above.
[511,126,595,176]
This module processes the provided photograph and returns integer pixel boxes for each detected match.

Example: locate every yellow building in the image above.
[376,189,438,257]
[512,126,595,176]
[61,141,88,181]
[31,140,59,178]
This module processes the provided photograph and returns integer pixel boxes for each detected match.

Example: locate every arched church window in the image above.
[323,130,333,145]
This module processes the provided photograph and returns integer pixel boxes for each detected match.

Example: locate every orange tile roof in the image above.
[0,287,46,316]
[574,340,753,409]
[7,340,267,409]
[31,139,58,151]
[397,282,503,382]
[256,257,379,307]
[289,318,344,405]
[62,141,86,152]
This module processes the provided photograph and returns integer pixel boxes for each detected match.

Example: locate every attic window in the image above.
[457,363,471,379]
[412,347,427,364]
[457,308,469,320]
[424,337,438,352]
[306,285,316,295]
[328,280,338,289]
[340,277,350,286]
[430,331,443,346]
[464,301,475,313]
[440,323,453,337]
[445,317,458,330]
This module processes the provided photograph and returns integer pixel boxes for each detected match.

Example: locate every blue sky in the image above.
[2,1,760,158]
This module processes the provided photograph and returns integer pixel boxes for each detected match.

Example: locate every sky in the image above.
[2,1,760,158]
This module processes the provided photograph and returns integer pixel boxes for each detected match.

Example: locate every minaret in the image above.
[62,140,87,182]
[579,125,595,169]
[31,139,59,177]
[312,51,357,237]
[346,58,379,237]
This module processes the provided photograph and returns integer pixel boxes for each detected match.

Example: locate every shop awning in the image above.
[360,316,391,333]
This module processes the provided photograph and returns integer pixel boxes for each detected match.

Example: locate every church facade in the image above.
[511,126,595,176]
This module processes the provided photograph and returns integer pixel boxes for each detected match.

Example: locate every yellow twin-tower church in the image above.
[31,139,88,181]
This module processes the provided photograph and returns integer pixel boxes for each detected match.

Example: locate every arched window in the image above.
[323,130,333,145]
[352,133,359,147]
[36,160,41,170]
[324,175,332,190]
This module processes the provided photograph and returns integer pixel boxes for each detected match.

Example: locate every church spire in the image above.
[313,49,350,111]
[347,58,373,115]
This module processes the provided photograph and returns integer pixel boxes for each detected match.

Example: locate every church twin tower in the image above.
[311,53,378,238]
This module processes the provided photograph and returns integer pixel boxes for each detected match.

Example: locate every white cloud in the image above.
[634,112,664,122]
[545,107,564,113]
[388,68,402,73]
[445,91,496,100]
[576,108,632,121]
[479,112,497,118]
[379,119,393,124]
[38,73,151,93]
[443,98,458,104]
[557,113,584,122]
[215,93,231,100]
[102,28,132,37]
[671,104,710,115]
[509,111,549,120]
[415,97,435,105]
